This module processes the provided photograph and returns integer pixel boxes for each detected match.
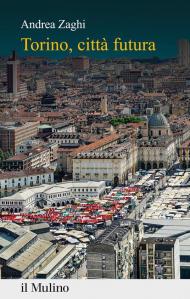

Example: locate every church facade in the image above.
[138,101,177,170]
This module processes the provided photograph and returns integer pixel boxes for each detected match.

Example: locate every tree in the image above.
[110,116,142,126]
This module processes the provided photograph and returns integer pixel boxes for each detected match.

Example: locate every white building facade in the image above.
[0,168,54,198]
[0,181,106,212]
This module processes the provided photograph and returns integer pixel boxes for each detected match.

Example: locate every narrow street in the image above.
[70,261,87,279]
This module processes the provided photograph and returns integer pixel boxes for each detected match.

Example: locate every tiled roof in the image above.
[6,146,49,161]
[0,167,53,179]
[71,133,120,156]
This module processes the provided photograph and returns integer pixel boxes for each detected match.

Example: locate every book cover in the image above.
[0,0,190,297]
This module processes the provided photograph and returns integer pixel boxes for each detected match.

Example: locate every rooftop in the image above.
[0,121,39,130]
[95,220,134,246]
[0,167,53,180]
[7,239,53,273]
[71,133,120,156]
[6,146,49,161]
[148,113,169,128]
[37,245,75,276]
[0,231,36,261]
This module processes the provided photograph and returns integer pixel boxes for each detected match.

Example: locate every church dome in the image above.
[148,113,169,128]
[148,100,170,129]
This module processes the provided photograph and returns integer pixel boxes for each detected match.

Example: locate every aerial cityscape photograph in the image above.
[0,38,190,280]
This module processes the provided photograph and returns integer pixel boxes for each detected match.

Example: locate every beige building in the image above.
[138,238,180,279]
[68,133,121,174]
[0,122,39,153]
[100,95,108,114]
[178,140,190,169]
[35,79,46,95]
[73,142,138,185]
[138,138,176,170]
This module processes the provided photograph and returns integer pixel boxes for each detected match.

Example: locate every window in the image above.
[149,265,153,271]
[148,257,153,263]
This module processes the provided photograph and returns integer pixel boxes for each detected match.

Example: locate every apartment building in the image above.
[87,220,143,279]
[0,146,50,171]
[0,122,39,153]
[0,168,54,198]
[138,238,180,279]
[178,140,190,169]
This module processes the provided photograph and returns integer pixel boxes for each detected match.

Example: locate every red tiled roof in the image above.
[7,153,28,161]
[7,146,49,161]
[41,112,63,117]
[71,133,120,156]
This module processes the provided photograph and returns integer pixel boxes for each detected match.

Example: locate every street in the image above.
[70,261,87,279]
